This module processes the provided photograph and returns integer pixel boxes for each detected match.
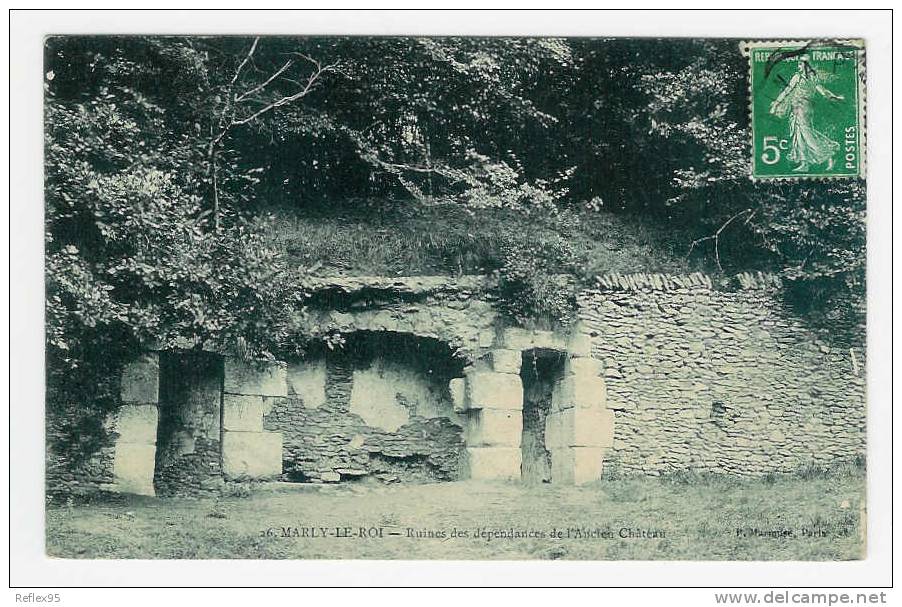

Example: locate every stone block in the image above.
[222,431,283,479]
[552,375,606,410]
[222,394,274,432]
[224,358,287,397]
[465,372,523,410]
[449,378,468,413]
[567,332,594,358]
[461,447,522,481]
[477,330,497,349]
[321,471,341,483]
[550,447,604,485]
[483,349,522,374]
[563,356,605,378]
[501,328,566,352]
[370,310,398,332]
[545,407,614,449]
[335,468,367,476]
[120,353,160,404]
[286,360,326,408]
[115,404,159,444]
[465,409,523,447]
[112,443,157,496]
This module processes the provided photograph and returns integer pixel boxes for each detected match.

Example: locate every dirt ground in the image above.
[46,472,865,560]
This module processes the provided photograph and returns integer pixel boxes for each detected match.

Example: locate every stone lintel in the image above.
[475,349,522,374]
[501,328,566,352]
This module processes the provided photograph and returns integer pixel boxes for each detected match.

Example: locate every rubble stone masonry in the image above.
[45,273,867,496]
[578,272,866,476]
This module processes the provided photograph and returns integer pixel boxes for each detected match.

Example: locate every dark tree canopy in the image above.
[44,36,866,375]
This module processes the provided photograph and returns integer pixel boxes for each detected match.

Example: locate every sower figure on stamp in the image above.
[769,58,845,172]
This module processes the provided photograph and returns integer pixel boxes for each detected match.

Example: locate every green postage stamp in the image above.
[746,40,865,179]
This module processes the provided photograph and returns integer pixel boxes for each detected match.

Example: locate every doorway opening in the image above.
[520,348,566,484]
[153,351,224,496]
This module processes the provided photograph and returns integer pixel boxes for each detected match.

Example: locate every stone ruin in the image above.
[47,272,866,497]
[106,328,609,495]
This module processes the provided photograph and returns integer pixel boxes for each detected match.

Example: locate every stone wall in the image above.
[45,405,118,497]
[300,275,500,360]
[45,354,160,497]
[264,332,466,483]
[577,272,866,476]
[221,359,285,479]
[46,272,867,497]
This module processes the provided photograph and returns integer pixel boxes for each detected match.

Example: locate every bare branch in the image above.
[290,52,350,79]
[229,37,259,87]
[365,157,442,174]
[289,52,321,70]
[278,77,307,89]
[235,59,294,103]
[230,62,340,127]
[687,208,755,272]
[206,47,342,231]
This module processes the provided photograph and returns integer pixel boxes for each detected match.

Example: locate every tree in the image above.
[44,35,866,355]
[632,39,865,317]
[44,37,312,410]
[226,36,576,210]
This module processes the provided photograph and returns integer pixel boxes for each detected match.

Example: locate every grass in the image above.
[46,469,864,560]
[256,200,694,278]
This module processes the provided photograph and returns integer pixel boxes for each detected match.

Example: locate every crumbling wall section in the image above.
[46,272,868,497]
[46,353,160,497]
[45,406,118,497]
[300,275,500,361]
[264,333,466,483]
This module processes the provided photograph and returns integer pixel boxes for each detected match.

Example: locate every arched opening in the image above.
[264,331,468,484]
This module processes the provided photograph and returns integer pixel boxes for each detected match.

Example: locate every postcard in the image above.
[43,33,868,562]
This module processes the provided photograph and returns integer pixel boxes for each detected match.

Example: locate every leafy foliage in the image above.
[44,38,311,399]
[494,234,581,328]
[634,40,865,316]
[45,35,866,360]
